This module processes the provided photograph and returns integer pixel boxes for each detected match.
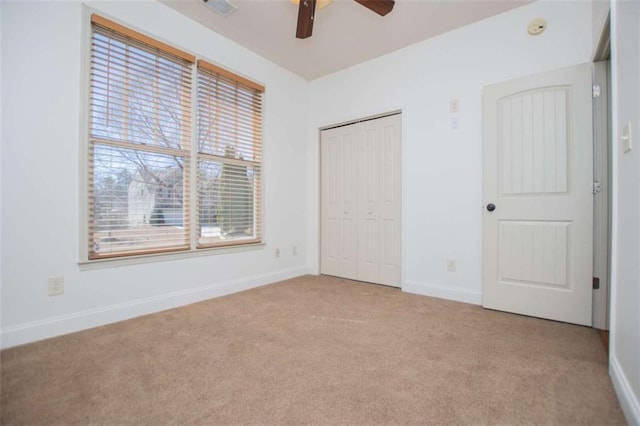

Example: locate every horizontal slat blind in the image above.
[89,17,193,259]
[196,61,263,247]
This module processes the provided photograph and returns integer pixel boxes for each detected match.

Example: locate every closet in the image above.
[320,113,402,287]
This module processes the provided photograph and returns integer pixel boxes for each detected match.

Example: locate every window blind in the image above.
[196,60,263,248]
[89,15,194,259]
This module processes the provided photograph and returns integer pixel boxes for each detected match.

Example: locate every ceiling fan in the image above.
[295,0,395,39]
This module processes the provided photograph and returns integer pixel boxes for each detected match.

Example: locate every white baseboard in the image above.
[402,281,482,305]
[0,266,311,350]
[610,354,640,425]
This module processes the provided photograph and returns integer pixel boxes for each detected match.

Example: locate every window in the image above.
[88,15,264,260]
[196,61,263,248]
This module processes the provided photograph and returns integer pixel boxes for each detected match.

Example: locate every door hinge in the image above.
[593,181,602,195]
[593,277,600,289]
[592,84,601,98]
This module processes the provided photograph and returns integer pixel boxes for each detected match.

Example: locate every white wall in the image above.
[592,0,610,56]
[609,0,640,422]
[308,0,593,303]
[0,1,4,348]
[0,0,310,348]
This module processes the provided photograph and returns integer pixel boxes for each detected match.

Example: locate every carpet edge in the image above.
[403,281,481,305]
[0,266,313,350]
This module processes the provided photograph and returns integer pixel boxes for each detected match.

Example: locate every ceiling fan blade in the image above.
[296,0,317,39]
[354,0,395,17]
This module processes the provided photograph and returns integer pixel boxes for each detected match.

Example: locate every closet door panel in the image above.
[357,122,381,283]
[321,124,358,280]
[321,129,340,276]
[378,115,402,287]
[338,130,358,279]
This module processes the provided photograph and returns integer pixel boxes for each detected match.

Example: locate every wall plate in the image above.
[622,121,632,153]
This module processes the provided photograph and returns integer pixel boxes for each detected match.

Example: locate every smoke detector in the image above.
[203,0,237,17]
[528,17,547,36]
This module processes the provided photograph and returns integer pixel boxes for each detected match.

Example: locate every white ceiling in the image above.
[161,0,533,80]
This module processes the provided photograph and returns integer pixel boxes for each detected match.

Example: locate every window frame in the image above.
[196,60,264,249]
[80,10,265,265]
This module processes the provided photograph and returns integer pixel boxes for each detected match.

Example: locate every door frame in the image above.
[592,13,612,330]
[317,110,403,284]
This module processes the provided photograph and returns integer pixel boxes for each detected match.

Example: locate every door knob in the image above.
[486,203,496,212]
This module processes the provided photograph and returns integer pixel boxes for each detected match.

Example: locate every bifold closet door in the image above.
[321,114,401,287]
[320,124,359,280]
[357,114,401,287]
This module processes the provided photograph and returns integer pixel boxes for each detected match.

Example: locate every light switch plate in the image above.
[447,259,457,272]
[622,121,632,153]
[449,99,459,114]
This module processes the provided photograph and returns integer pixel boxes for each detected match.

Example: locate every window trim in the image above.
[198,60,265,93]
[80,9,266,264]
[78,242,266,270]
[91,15,196,63]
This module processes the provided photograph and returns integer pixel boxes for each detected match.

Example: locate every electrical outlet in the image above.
[48,277,64,296]
[447,259,457,272]
[292,245,298,256]
[275,248,280,258]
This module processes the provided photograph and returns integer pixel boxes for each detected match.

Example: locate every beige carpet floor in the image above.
[1,275,625,425]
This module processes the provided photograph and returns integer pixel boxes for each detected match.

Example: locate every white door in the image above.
[357,114,402,286]
[483,64,593,326]
[321,124,358,280]
[321,114,402,287]
[357,119,381,283]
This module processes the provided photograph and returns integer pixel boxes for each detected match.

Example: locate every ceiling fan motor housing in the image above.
[296,0,395,39]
